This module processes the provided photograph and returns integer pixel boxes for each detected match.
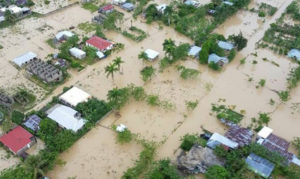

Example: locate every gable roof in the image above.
[258,126,273,139]
[55,31,74,41]
[0,126,33,153]
[23,114,42,131]
[218,41,234,50]
[288,49,300,61]
[86,36,112,51]
[144,49,159,60]
[188,46,202,57]
[246,153,275,178]
[47,104,86,132]
[101,4,114,11]
[208,53,229,64]
[207,133,238,149]
[225,125,253,147]
[59,86,91,107]
[13,52,37,67]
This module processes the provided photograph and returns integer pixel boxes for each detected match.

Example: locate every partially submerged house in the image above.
[26,58,63,83]
[86,36,113,52]
[188,45,202,57]
[156,4,167,14]
[0,126,36,155]
[55,31,74,42]
[92,14,107,24]
[288,49,300,61]
[69,47,86,59]
[257,127,294,163]
[225,125,253,147]
[99,4,114,14]
[177,145,224,174]
[0,92,14,109]
[121,2,135,11]
[23,114,42,132]
[12,51,37,67]
[144,49,159,61]
[208,53,229,66]
[0,11,5,23]
[47,104,86,132]
[111,0,126,5]
[59,86,91,107]
[184,0,200,7]
[245,153,275,178]
[218,41,234,51]
[207,133,238,150]
[223,1,234,6]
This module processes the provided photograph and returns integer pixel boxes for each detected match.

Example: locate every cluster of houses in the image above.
[12,52,63,83]
[177,124,300,178]
[188,40,234,67]
[0,86,91,157]
[0,4,31,23]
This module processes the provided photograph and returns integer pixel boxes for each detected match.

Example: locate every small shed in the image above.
[188,46,202,57]
[121,3,135,11]
[207,133,238,149]
[208,53,229,66]
[246,153,275,178]
[144,49,159,61]
[156,4,167,14]
[96,51,105,59]
[288,49,300,61]
[8,5,22,16]
[112,0,126,5]
[59,86,91,107]
[218,41,234,51]
[13,52,37,67]
[257,126,273,139]
[223,1,234,6]
[69,47,86,59]
[23,114,42,132]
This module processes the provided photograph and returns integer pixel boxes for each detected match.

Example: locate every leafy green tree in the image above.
[24,155,46,179]
[11,110,24,125]
[107,88,130,110]
[38,118,58,141]
[138,51,148,61]
[145,4,159,23]
[180,134,206,151]
[146,159,182,179]
[163,39,176,57]
[95,25,106,38]
[229,32,248,51]
[205,165,230,179]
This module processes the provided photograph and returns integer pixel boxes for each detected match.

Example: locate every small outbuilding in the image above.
[99,4,114,14]
[55,31,74,42]
[246,153,275,178]
[96,51,105,59]
[59,86,91,107]
[111,0,126,5]
[0,126,36,155]
[69,47,86,59]
[156,4,167,14]
[188,45,202,57]
[23,114,42,132]
[144,49,159,61]
[47,104,86,132]
[288,49,300,61]
[121,3,135,11]
[13,52,37,67]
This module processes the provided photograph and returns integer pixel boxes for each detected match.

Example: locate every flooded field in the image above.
[0,0,299,178]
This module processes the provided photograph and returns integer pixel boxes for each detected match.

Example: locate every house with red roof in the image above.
[0,126,36,155]
[86,36,113,52]
[98,4,114,14]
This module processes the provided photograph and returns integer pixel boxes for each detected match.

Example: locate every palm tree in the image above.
[112,57,124,71]
[105,63,118,80]
[23,155,46,179]
[163,39,176,57]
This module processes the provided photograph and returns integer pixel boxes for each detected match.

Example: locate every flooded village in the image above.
[0,0,300,178]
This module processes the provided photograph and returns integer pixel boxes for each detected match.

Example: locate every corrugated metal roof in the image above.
[13,52,37,67]
[246,153,275,178]
[218,41,234,50]
[207,133,238,149]
[23,114,42,131]
[188,46,202,57]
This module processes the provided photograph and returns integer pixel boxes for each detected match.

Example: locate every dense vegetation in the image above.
[180,134,207,151]
[211,104,244,124]
[122,26,147,42]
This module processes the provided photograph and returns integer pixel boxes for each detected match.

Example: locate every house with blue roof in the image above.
[288,49,300,61]
[218,41,234,51]
[246,153,275,178]
[208,53,229,66]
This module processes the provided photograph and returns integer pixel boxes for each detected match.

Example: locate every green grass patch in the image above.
[82,2,99,13]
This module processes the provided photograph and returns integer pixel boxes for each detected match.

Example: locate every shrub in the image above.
[113,126,133,144]
[208,62,221,71]
[258,79,266,87]
[140,66,155,82]
[11,111,24,125]
[205,165,230,179]
[177,66,200,79]
[229,32,248,51]
[180,134,206,151]
[147,95,160,106]
[278,91,289,102]
[258,11,266,17]
[145,159,181,179]
[186,100,199,111]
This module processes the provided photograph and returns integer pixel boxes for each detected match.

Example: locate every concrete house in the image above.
[218,41,234,51]
[69,47,86,59]
[188,45,202,57]
[26,58,63,83]
[99,4,114,14]
[59,86,91,107]
[121,3,135,11]
[47,104,86,132]
[86,36,113,52]
[23,114,42,132]
[0,126,36,155]
[12,51,37,67]
[55,31,74,42]
[206,133,238,149]
[208,53,229,66]
[111,0,126,5]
